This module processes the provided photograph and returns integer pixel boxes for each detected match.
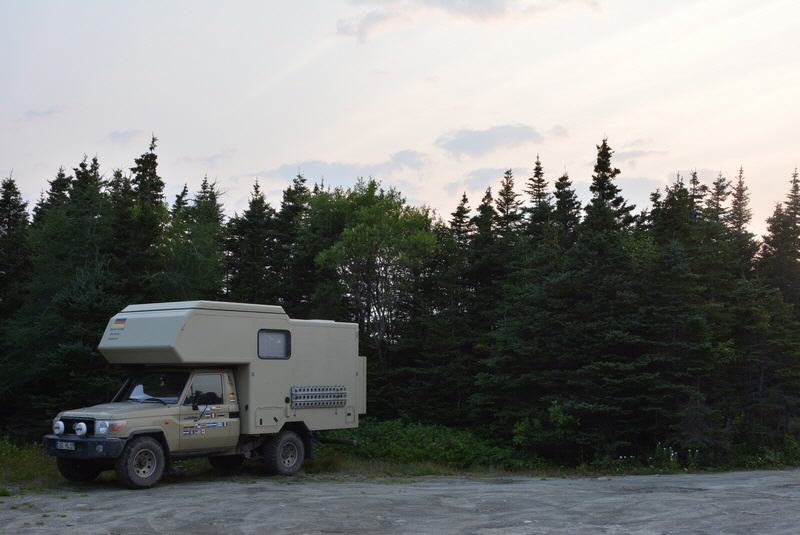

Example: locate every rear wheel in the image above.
[264,430,305,476]
[115,436,166,489]
[56,458,102,483]
[208,454,244,472]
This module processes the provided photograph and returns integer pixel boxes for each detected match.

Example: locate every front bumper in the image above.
[43,434,126,459]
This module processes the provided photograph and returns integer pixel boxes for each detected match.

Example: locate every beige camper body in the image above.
[98,301,366,433]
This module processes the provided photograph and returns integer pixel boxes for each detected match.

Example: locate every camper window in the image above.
[258,329,291,359]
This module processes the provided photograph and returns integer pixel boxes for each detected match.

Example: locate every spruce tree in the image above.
[450,193,472,248]
[275,175,312,315]
[495,170,522,240]
[226,181,280,304]
[585,138,634,229]
[0,176,30,322]
[705,172,730,222]
[171,177,226,299]
[760,169,800,310]
[128,136,167,300]
[727,167,757,276]
[105,169,137,294]
[32,167,71,223]
[524,156,552,236]
[552,172,581,244]
[2,156,121,425]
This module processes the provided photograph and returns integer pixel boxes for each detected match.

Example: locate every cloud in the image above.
[22,105,65,121]
[336,9,402,42]
[261,150,429,187]
[179,149,237,169]
[446,166,528,195]
[615,149,666,169]
[622,137,652,148]
[547,124,569,138]
[106,129,145,145]
[339,0,594,41]
[436,124,543,158]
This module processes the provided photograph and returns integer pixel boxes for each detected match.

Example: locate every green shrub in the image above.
[324,419,540,470]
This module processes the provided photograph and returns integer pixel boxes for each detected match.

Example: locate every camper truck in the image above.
[42,301,366,489]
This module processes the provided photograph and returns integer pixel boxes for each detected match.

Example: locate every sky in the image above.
[1,0,799,233]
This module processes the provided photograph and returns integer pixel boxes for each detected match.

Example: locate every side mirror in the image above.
[191,398,199,411]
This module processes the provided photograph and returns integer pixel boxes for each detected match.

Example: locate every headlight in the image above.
[74,422,87,436]
[52,419,64,434]
[95,420,126,435]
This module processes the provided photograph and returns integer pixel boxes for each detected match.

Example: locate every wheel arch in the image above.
[127,429,170,457]
[280,421,313,459]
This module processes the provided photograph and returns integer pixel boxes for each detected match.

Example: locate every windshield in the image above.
[118,371,189,404]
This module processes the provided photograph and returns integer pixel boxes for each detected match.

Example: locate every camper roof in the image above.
[121,300,286,315]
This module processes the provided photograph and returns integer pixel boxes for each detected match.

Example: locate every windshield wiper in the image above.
[142,397,168,405]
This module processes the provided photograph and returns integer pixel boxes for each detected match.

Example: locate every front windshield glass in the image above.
[118,371,189,404]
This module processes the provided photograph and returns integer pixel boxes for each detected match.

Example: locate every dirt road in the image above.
[2,469,799,534]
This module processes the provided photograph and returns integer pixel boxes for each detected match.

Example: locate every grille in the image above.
[61,417,95,436]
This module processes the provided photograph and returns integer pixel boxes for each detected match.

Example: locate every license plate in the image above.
[56,441,76,451]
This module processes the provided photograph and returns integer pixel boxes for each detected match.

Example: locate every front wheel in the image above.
[264,430,305,476]
[56,457,102,483]
[115,436,166,489]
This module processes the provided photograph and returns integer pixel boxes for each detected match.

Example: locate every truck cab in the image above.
[43,301,366,489]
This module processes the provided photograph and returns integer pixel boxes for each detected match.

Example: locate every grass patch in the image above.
[4,422,800,492]
[0,437,63,492]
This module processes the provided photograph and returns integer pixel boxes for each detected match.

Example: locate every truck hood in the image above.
[61,401,176,419]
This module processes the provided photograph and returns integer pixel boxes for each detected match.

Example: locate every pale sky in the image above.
[2,0,798,233]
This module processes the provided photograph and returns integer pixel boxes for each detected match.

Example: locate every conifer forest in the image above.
[2,137,800,466]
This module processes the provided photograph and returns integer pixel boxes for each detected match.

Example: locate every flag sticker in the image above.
[108,318,127,341]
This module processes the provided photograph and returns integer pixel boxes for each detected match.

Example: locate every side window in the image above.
[258,329,291,359]
[185,373,224,405]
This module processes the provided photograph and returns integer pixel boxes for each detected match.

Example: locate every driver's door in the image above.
[179,372,238,451]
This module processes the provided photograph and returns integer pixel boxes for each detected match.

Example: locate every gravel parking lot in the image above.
[2,469,799,534]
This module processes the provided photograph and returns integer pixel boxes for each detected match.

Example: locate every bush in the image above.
[324,419,540,470]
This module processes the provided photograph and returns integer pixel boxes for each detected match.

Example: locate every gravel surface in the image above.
[1,469,799,534]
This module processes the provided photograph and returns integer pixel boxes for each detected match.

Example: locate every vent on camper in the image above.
[290,385,347,409]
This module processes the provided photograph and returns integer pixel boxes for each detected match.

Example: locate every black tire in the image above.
[208,454,244,472]
[56,457,102,483]
[264,430,305,476]
[115,436,166,489]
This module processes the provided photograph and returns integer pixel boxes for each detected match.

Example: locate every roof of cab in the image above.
[121,300,286,315]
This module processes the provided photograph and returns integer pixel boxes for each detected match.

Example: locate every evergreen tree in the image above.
[32,167,71,223]
[128,136,168,300]
[760,169,800,310]
[705,172,730,222]
[524,156,551,234]
[226,181,280,304]
[105,169,137,294]
[727,167,757,276]
[0,176,30,322]
[275,175,312,315]
[585,138,633,229]
[450,193,472,249]
[552,172,581,244]
[2,156,121,428]
[162,177,226,299]
[495,169,522,240]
